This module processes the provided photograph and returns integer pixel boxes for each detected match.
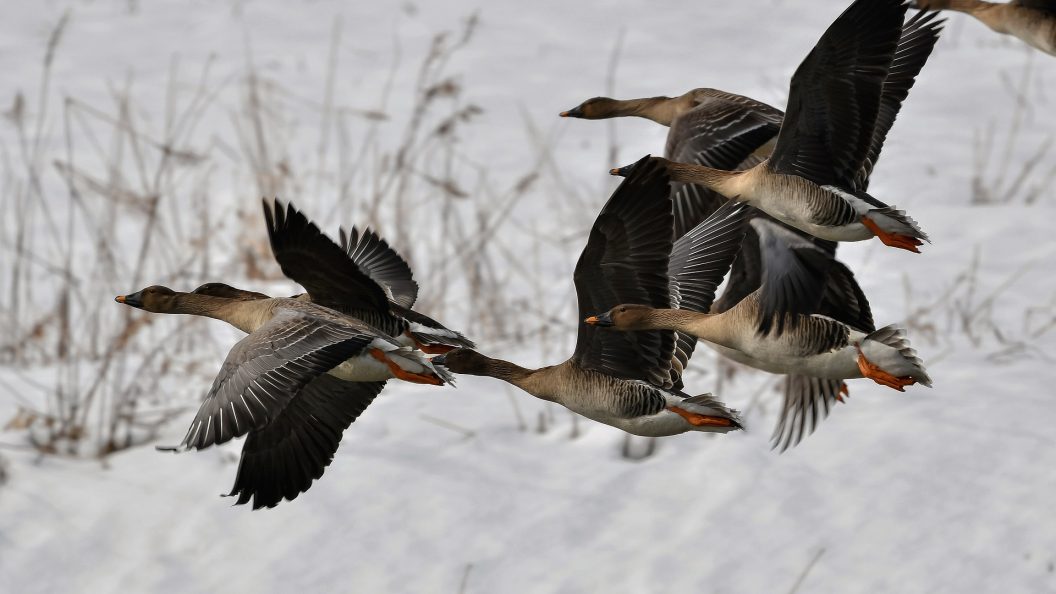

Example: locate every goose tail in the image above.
[391,346,457,386]
[866,206,930,243]
[860,324,932,389]
[678,393,744,433]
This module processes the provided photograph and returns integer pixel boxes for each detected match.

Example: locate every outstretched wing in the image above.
[768,0,907,187]
[263,200,390,313]
[339,226,419,309]
[854,10,945,190]
[669,201,752,315]
[177,309,377,451]
[572,156,677,387]
[227,377,386,509]
[666,90,783,237]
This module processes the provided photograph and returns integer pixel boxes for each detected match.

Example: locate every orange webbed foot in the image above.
[837,382,849,403]
[667,406,733,428]
[855,347,917,392]
[369,348,443,386]
[861,217,923,253]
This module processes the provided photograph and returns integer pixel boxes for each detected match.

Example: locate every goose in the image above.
[611,0,942,253]
[114,202,467,509]
[115,286,453,508]
[432,157,748,437]
[912,0,1055,55]
[586,218,932,450]
[564,89,785,314]
[562,10,942,304]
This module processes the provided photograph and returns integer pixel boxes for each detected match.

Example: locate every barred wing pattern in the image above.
[177,309,377,451]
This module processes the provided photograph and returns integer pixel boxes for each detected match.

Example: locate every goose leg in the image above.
[667,406,734,428]
[861,217,923,253]
[837,382,849,403]
[855,347,916,392]
[369,348,443,385]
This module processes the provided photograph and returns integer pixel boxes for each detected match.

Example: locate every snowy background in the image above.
[2,1,1055,592]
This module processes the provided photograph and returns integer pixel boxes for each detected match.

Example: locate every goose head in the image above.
[559,97,617,119]
[115,285,179,313]
[430,348,493,376]
[584,304,658,331]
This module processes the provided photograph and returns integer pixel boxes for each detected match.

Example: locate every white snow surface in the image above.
[3,1,1056,593]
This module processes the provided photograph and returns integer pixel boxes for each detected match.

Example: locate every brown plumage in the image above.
[433,158,747,437]
[610,4,943,252]
[912,0,1056,55]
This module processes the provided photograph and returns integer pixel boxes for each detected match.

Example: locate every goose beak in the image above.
[584,312,614,327]
[559,105,583,118]
[610,162,635,177]
[115,291,143,308]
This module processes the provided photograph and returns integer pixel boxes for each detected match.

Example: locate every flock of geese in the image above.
[114,0,1054,508]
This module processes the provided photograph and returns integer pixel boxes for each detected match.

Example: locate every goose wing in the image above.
[666,92,783,238]
[817,259,875,333]
[389,302,476,350]
[768,0,907,187]
[712,216,837,313]
[666,201,751,383]
[227,377,386,509]
[669,201,753,314]
[771,375,846,452]
[263,200,390,313]
[176,308,379,451]
[339,226,419,309]
[752,219,833,336]
[854,10,945,190]
[572,155,678,388]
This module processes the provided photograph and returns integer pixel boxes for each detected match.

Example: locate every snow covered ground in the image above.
[2,1,1056,592]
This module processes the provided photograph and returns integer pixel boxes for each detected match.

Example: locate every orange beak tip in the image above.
[559,111,569,117]
[584,316,598,325]
[609,168,619,176]
[115,295,126,303]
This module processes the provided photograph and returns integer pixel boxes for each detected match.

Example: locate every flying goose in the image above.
[586,218,931,450]
[115,286,452,507]
[564,88,786,314]
[912,0,1055,55]
[611,0,942,253]
[115,202,467,509]
[433,157,748,437]
[562,10,942,304]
